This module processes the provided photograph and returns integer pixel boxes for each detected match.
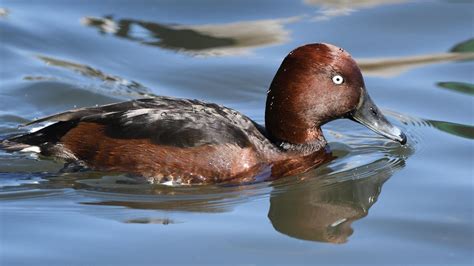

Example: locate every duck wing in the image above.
[5,97,267,149]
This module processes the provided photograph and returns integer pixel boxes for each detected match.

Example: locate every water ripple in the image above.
[0,111,422,242]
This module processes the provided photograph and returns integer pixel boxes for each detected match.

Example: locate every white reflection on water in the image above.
[0,7,9,18]
[359,52,474,77]
[81,16,301,56]
[304,0,408,20]
[34,55,153,98]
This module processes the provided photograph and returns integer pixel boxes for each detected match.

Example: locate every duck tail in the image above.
[0,138,41,153]
[1,120,78,154]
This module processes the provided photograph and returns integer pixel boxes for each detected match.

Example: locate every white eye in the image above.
[332,75,344,85]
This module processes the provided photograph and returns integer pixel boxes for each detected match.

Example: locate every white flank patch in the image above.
[29,122,53,133]
[161,180,179,186]
[124,108,153,118]
[161,180,173,186]
[330,218,347,227]
[20,146,41,153]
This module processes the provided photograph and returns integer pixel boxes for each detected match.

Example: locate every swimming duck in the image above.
[1,43,406,184]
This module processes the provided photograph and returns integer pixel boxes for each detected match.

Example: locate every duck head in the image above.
[265,43,406,150]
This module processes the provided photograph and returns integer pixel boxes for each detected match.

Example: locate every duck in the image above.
[1,43,406,185]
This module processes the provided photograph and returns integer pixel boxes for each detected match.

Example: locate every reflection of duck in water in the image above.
[268,155,404,243]
[80,16,298,56]
[81,16,474,76]
[75,144,408,240]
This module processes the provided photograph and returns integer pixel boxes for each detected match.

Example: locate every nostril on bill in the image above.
[370,107,378,116]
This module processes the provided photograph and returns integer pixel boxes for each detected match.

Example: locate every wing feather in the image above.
[12,97,267,149]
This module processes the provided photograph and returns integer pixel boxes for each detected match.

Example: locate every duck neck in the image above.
[264,50,330,155]
[272,128,327,155]
[265,103,327,154]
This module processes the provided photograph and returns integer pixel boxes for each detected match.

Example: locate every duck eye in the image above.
[332,75,344,85]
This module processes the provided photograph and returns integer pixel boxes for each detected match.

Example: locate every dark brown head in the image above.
[265,43,406,149]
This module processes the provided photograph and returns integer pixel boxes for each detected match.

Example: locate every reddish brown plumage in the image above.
[265,43,363,145]
[60,122,332,184]
[60,122,269,184]
[2,42,406,184]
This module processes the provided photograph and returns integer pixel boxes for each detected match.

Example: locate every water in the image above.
[0,0,473,264]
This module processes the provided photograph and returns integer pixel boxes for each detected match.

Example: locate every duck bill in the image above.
[350,88,407,144]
